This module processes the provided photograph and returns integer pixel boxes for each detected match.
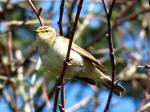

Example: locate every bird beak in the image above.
[33,30,39,33]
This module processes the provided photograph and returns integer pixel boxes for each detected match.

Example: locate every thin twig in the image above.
[60,85,65,111]
[3,19,51,27]
[54,0,66,111]
[1,0,10,20]
[7,30,13,62]
[59,104,65,112]
[145,61,150,101]
[139,53,150,112]
[139,101,150,112]
[27,0,44,26]
[66,0,83,61]
[58,0,65,109]
[67,95,95,112]
[101,0,117,111]
[36,80,57,112]
[53,0,84,112]
[66,0,77,36]
[11,82,19,112]
[58,0,65,36]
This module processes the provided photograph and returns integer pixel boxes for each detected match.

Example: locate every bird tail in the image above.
[92,69,125,96]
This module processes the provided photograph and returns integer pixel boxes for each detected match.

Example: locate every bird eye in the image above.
[45,30,49,33]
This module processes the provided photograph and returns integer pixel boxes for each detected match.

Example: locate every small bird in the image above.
[35,26,125,96]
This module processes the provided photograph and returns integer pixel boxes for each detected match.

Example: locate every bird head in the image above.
[35,26,57,40]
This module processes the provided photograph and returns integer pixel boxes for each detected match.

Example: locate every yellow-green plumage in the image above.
[35,26,125,96]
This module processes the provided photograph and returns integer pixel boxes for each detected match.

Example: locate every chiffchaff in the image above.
[35,26,125,96]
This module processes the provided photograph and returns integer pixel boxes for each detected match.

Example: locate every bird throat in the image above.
[38,36,57,55]
[42,36,57,47]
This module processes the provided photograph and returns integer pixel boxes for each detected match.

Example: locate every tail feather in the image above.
[99,79,125,96]
[91,69,125,96]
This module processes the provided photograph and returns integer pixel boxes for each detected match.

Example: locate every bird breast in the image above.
[38,37,84,75]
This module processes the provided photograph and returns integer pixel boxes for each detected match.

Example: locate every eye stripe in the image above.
[39,27,49,30]
[40,30,49,33]
[37,26,56,34]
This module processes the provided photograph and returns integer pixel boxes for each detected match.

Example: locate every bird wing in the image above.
[61,36,106,71]
[72,43,106,71]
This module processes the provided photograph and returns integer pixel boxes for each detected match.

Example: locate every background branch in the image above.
[101,0,117,111]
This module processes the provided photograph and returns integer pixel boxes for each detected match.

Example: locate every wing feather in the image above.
[72,44,106,71]
[61,36,106,71]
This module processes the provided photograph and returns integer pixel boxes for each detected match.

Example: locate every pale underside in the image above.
[38,35,109,81]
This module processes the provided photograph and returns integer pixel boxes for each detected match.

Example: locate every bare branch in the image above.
[58,0,65,36]
[53,0,84,112]
[27,0,44,26]
[101,0,117,111]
